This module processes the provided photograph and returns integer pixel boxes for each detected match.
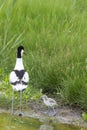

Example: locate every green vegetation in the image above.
[0,0,87,110]
[82,112,87,121]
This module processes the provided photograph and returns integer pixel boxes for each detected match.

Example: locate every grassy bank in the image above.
[0,0,87,109]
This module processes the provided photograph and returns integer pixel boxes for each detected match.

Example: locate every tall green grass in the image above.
[0,0,87,109]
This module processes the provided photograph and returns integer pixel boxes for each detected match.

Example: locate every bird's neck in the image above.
[44,97,48,101]
[14,58,24,70]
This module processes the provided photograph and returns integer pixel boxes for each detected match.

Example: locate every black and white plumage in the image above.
[42,95,57,114]
[9,46,29,116]
[10,69,29,91]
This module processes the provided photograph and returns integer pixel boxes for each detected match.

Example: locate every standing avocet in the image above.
[9,45,29,116]
[42,95,57,114]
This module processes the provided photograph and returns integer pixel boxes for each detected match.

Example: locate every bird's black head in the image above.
[17,45,24,58]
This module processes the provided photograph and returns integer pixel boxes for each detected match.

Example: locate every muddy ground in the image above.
[0,100,87,128]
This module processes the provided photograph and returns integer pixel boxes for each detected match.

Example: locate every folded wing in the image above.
[9,70,29,91]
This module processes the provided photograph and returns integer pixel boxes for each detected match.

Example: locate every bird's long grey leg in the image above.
[53,106,55,113]
[12,90,14,115]
[19,91,23,116]
[48,106,51,113]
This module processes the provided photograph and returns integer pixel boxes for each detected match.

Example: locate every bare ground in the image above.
[27,100,87,128]
[0,100,87,128]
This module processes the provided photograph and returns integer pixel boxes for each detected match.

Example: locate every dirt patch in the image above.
[0,100,87,128]
[27,101,87,127]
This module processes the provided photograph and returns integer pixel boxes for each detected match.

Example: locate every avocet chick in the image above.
[42,95,57,114]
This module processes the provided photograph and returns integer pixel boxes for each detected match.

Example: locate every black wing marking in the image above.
[14,70,26,79]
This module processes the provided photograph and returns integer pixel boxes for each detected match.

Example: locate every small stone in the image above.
[18,113,23,116]
[39,125,53,130]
